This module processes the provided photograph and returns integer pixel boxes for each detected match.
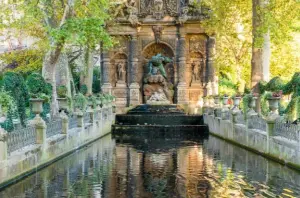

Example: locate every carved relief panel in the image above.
[110,53,128,86]
[188,35,207,86]
[139,0,177,19]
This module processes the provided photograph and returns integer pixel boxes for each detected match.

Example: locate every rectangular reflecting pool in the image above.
[1,133,300,197]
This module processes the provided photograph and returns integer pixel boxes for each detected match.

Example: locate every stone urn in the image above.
[268,97,280,114]
[249,97,256,109]
[233,97,242,107]
[57,98,69,110]
[214,96,220,106]
[30,98,44,115]
[222,96,229,106]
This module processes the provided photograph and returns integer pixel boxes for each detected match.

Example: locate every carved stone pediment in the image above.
[139,0,177,19]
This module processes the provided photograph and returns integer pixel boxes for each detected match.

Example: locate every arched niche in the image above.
[189,52,206,86]
[110,53,128,87]
[141,42,175,85]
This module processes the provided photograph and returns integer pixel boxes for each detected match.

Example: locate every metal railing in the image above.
[235,113,246,125]
[84,113,91,123]
[68,115,78,129]
[248,116,267,132]
[46,119,63,138]
[274,121,300,141]
[7,126,36,154]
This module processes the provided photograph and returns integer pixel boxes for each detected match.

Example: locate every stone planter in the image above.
[233,97,241,107]
[248,97,257,109]
[222,97,229,106]
[57,98,68,110]
[268,97,280,114]
[214,97,219,106]
[30,98,44,115]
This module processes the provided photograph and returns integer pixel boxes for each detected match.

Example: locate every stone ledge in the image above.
[0,118,115,190]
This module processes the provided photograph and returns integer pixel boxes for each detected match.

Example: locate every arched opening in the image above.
[142,42,175,84]
[110,53,128,87]
[140,42,176,103]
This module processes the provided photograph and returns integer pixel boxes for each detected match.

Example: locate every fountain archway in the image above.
[140,42,176,104]
[142,42,175,85]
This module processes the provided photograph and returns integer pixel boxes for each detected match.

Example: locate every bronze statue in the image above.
[147,54,172,79]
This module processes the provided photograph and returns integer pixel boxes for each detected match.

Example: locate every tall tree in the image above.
[1,0,114,116]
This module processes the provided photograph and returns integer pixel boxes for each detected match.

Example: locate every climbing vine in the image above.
[258,73,300,120]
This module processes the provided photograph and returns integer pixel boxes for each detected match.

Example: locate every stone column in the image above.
[207,36,218,95]
[101,52,112,94]
[177,34,188,104]
[0,128,8,161]
[129,35,140,106]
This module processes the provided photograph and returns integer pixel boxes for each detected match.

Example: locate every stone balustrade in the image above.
[203,101,300,169]
[0,103,115,189]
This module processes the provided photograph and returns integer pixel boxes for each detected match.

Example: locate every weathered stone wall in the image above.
[205,136,300,188]
[204,114,300,169]
[0,109,115,189]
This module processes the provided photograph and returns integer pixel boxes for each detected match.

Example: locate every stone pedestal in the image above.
[113,86,128,113]
[60,111,69,134]
[188,84,203,104]
[30,115,47,146]
[101,83,112,95]
[177,83,188,104]
[0,128,8,161]
[129,83,140,106]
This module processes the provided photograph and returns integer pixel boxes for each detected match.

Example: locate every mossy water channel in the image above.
[1,133,300,197]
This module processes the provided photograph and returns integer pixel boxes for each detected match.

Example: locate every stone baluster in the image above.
[0,128,8,161]
[177,33,188,104]
[129,35,140,106]
[77,112,84,127]
[29,114,47,146]
[61,111,69,134]
[101,52,112,95]
[266,98,280,153]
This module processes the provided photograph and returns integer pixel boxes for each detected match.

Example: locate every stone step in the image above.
[112,124,208,135]
[115,114,204,125]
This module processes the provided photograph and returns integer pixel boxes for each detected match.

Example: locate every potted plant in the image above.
[74,93,88,112]
[267,91,282,114]
[57,85,68,110]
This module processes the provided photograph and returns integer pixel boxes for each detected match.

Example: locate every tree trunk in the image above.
[42,47,63,117]
[80,47,94,95]
[251,0,264,92]
[262,30,271,81]
[252,0,270,90]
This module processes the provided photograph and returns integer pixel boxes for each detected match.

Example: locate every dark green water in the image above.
[1,133,300,198]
